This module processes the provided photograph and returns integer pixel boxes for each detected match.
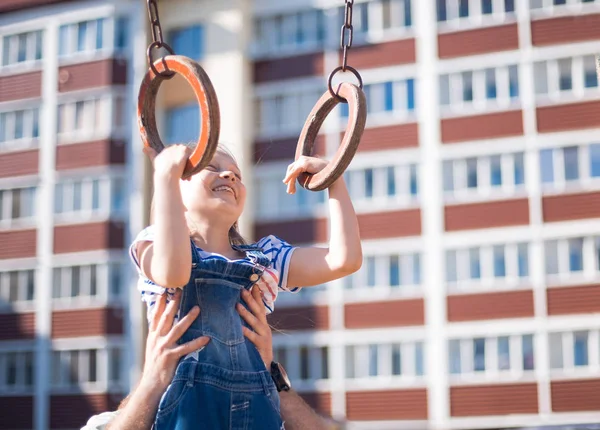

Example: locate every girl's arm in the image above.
[282,157,363,288]
[137,146,192,288]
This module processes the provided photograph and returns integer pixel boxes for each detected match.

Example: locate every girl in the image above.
[130,143,362,430]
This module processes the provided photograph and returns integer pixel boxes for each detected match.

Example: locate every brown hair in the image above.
[149,142,247,246]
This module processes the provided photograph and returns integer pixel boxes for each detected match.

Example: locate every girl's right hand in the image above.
[145,145,191,180]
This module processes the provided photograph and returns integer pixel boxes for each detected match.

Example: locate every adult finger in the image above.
[158,291,180,336]
[171,336,210,358]
[150,293,168,332]
[236,303,263,335]
[242,325,258,344]
[166,306,200,344]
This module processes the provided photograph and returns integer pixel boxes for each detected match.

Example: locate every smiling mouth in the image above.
[213,185,236,198]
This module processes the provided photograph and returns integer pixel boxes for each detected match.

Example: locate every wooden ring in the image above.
[295,82,367,191]
[137,55,220,179]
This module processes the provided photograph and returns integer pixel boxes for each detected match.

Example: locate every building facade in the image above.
[248,0,600,429]
[0,1,147,429]
[2,0,600,429]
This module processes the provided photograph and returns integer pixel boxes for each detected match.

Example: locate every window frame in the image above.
[540,143,600,194]
[0,268,36,310]
[548,329,600,376]
[442,151,526,203]
[448,334,535,382]
[0,30,43,70]
[0,349,35,394]
[54,174,126,223]
[49,344,124,393]
[445,242,531,292]
[437,0,518,32]
[534,54,600,105]
[0,106,41,152]
[439,64,521,116]
[0,185,37,228]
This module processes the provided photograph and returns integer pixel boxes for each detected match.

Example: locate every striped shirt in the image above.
[129,226,299,321]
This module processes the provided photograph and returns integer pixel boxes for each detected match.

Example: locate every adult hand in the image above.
[237,286,273,367]
[282,156,329,195]
[140,290,210,392]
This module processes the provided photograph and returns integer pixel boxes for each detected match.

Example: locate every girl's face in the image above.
[180,150,246,225]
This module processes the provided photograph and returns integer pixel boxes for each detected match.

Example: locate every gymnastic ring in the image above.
[137,55,220,179]
[295,82,367,192]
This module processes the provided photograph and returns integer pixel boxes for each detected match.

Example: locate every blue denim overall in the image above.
[153,242,283,430]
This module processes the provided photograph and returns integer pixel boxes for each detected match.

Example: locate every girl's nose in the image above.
[221,171,236,182]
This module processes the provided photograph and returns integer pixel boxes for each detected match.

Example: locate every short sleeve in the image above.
[129,225,168,297]
[256,235,298,293]
[129,225,156,273]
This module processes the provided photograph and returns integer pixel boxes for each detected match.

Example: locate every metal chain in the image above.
[328,0,362,100]
[145,0,174,77]
[340,0,354,71]
[147,0,164,46]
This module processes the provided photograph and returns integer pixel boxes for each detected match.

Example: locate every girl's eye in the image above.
[206,165,217,171]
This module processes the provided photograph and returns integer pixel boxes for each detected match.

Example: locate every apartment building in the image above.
[0,1,146,429]
[249,0,600,429]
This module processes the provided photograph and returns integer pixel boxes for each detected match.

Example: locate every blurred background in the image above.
[0,0,599,429]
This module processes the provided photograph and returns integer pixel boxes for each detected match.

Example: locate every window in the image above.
[51,347,122,389]
[254,173,327,221]
[345,342,425,379]
[531,0,600,11]
[0,350,35,392]
[59,18,107,57]
[440,65,520,113]
[449,335,535,376]
[446,243,530,289]
[443,152,526,199]
[1,30,43,67]
[544,237,594,278]
[534,55,599,101]
[169,25,203,59]
[346,164,419,204]
[52,263,121,302]
[538,144,600,190]
[55,177,114,217]
[256,88,322,136]
[549,330,597,371]
[254,9,327,56]
[498,336,510,370]
[342,79,416,118]
[0,187,36,224]
[57,97,111,141]
[273,345,329,382]
[437,0,516,25]
[473,338,486,371]
[345,252,421,291]
[166,104,199,145]
[0,270,35,305]
[0,107,41,150]
[114,17,129,49]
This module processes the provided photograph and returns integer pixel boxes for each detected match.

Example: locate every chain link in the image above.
[340,0,354,71]
[147,0,164,46]
[328,0,362,100]
[145,0,174,77]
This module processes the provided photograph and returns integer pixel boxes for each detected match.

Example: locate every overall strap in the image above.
[190,238,201,266]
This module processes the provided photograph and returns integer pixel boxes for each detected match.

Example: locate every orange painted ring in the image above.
[137,55,220,179]
[295,82,367,191]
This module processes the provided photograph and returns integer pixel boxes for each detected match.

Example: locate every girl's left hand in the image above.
[283,156,328,194]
